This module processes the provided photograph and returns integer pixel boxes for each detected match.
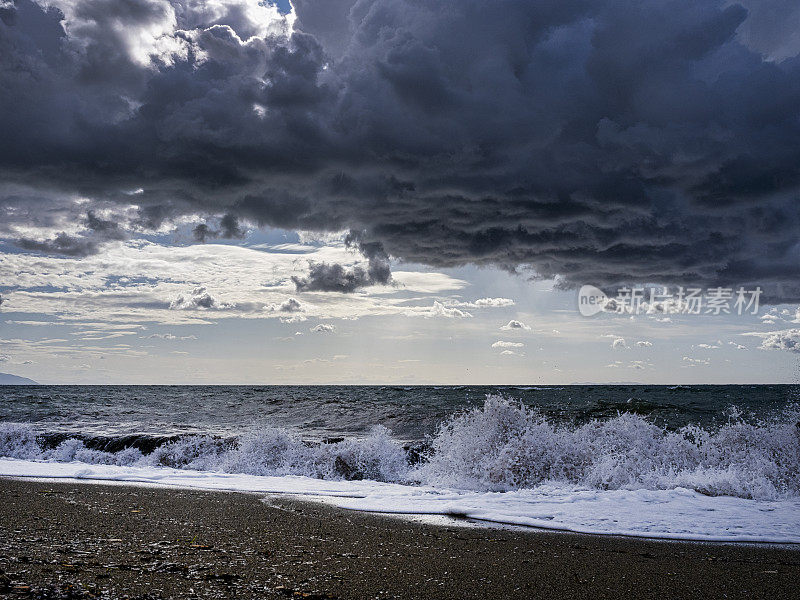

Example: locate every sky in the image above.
[1,0,799,384]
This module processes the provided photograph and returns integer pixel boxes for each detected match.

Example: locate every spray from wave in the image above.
[1,395,798,500]
[417,396,800,500]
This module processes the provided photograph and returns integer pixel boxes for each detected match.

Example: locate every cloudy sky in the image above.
[1,0,799,384]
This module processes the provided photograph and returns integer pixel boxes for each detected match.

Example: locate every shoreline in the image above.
[1,478,799,599]
[8,474,800,548]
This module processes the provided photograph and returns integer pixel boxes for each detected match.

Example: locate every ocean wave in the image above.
[0,423,408,483]
[417,396,800,500]
[1,395,798,500]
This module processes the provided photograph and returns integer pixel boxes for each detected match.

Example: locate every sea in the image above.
[1,384,799,543]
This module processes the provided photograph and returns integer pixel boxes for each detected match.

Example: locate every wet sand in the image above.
[0,478,798,599]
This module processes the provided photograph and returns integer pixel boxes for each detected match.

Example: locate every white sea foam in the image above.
[0,458,798,543]
[1,395,799,541]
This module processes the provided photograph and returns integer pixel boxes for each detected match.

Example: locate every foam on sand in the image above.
[0,458,798,543]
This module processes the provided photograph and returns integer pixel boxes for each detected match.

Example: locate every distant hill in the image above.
[0,372,38,385]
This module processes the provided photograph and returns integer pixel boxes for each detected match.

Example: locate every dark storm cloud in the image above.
[13,207,128,256]
[192,213,246,242]
[192,224,216,243]
[291,263,358,293]
[16,232,100,257]
[292,261,381,293]
[346,233,393,287]
[86,210,127,240]
[292,233,392,292]
[2,0,800,299]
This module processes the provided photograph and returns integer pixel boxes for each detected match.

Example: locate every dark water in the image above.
[1,384,797,443]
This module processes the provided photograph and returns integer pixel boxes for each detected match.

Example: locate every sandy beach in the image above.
[0,478,798,599]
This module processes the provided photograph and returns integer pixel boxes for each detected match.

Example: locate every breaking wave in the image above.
[1,395,798,500]
[0,424,408,483]
[417,396,800,500]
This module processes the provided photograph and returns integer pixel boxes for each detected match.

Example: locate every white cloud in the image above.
[635,340,653,347]
[500,319,530,331]
[169,287,228,310]
[445,297,515,309]
[389,271,468,294]
[728,341,747,350]
[267,297,306,323]
[268,297,303,313]
[73,330,138,340]
[682,356,710,366]
[500,350,524,357]
[279,314,307,324]
[0,240,476,327]
[491,341,525,349]
[474,297,515,308]
[310,324,336,333]
[611,337,628,350]
[426,301,472,319]
[751,328,800,353]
